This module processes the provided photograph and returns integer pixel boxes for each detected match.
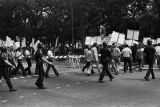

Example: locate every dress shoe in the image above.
[152,77,156,79]
[110,76,114,81]
[98,80,104,83]
[55,73,59,77]
[39,86,47,89]
[144,77,149,81]
[9,88,17,92]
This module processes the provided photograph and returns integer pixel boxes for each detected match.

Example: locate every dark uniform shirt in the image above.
[0,53,7,68]
[100,47,112,62]
[144,45,156,60]
[35,49,44,65]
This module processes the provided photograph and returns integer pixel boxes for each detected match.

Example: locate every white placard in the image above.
[96,36,102,44]
[157,38,160,44]
[90,37,96,45]
[127,30,133,40]
[133,30,139,40]
[110,31,119,42]
[14,42,20,49]
[85,37,92,45]
[117,33,125,44]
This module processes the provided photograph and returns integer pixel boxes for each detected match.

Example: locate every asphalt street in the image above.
[1,62,160,107]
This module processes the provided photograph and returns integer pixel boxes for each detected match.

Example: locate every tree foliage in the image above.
[0,0,160,43]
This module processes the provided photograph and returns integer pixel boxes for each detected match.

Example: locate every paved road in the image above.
[1,62,160,107]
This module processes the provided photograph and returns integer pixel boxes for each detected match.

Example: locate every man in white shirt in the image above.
[24,47,32,75]
[45,47,59,78]
[14,48,26,76]
[88,43,101,75]
[121,44,132,73]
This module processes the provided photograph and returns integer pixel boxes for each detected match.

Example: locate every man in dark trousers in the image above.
[98,42,114,83]
[24,47,32,75]
[0,46,17,92]
[45,47,59,78]
[144,39,157,81]
[35,43,55,89]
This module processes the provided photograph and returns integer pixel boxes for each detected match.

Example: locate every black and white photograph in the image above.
[0,0,160,107]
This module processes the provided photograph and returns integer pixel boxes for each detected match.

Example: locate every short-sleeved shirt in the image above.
[112,47,121,57]
[0,53,7,68]
[85,50,93,62]
[91,47,99,61]
[136,48,144,59]
[35,49,44,64]
[144,45,156,60]
[121,47,132,58]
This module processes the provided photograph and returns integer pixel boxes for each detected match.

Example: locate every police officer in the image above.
[0,46,17,92]
[98,42,114,83]
[35,43,55,89]
[144,39,156,81]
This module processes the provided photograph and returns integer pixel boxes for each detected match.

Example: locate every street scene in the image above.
[0,62,160,107]
[1,0,160,107]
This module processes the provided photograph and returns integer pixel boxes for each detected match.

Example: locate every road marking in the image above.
[13,78,18,80]
[20,76,25,79]
[56,87,61,89]
[66,84,70,87]
[1,100,7,103]
[27,76,32,78]
[75,82,80,85]
[18,96,24,99]
[84,81,88,83]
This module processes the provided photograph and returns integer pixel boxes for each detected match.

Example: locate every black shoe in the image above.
[9,88,17,92]
[152,77,155,79]
[87,73,91,76]
[98,80,104,83]
[39,86,47,89]
[82,69,84,72]
[110,76,114,81]
[45,75,49,78]
[91,71,95,74]
[144,77,149,81]
[55,73,59,77]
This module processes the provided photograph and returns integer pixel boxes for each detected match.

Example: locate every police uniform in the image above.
[0,50,16,92]
[35,48,46,89]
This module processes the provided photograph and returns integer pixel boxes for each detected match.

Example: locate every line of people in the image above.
[0,43,59,92]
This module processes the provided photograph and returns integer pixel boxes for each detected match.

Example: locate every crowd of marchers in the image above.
[82,39,160,83]
[0,39,160,92]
